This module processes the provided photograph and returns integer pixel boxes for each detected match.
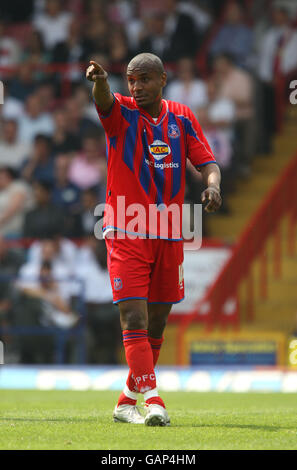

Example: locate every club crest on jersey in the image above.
[114,277,123,291]
[168,123,180,138]
[149,140,171,160]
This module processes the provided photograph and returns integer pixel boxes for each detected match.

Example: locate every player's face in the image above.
[127,69,166,109]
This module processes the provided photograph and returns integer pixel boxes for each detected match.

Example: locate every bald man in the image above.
[86,53,221,426]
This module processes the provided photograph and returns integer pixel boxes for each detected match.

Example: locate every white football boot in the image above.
[144,404,170,426]
[113,404,145,424]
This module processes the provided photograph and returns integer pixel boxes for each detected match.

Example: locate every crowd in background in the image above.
[0,0,297,364]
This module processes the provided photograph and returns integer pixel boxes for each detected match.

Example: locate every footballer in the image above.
[86,53,222,426]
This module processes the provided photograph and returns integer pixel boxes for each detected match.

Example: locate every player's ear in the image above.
[161,72,167,88]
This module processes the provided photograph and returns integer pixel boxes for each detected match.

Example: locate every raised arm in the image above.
[200,163,222,213]
[86,60,114,113]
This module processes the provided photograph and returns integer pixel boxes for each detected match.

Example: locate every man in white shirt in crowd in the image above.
[258,5,297,83]
[213,53,255,177]
[257,5,297,151]
[0,20,20,70]
[165,57,208,111]
[0,167,33,238]
[33,0,73,51]
[0,120,32,171]
[18,93,54,144]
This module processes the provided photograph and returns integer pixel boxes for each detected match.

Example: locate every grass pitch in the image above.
[0,390,296,450]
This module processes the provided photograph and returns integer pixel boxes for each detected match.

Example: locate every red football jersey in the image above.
[95,93,217,240]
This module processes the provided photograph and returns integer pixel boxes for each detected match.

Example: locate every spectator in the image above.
[184,76,235,219]
[108,27,131,72]
[126,0,210,57]
[51,108,81,154]
[63,97,98,141]
[213,53,255,177]
[52,154,81,213]
[137,13,170,61]
[210,1,253,67]
[22,180,64,239]
[73,84,100,125]
[8,61,39,102]
[0,167,33,238]
[52,17,87,84]
[26,236,78,274]
[137,0,199,62]
[22,134,55,184]
[15,246,79,363]
[196,78,236,209]
[85,0,107,24]
[161,0,201,60]
[178,1,212,32]
[21,29,51,69]
[165,57,207,111]
[18,93,54,144]
[33,0,73,51]
[0,235,24,328]
[18,259,78,329]
[35,82,57,113]
[52,154,83,238]
[68,135,106,191]
[258,6,297,81]
[256,6,297,151]
[107,0,134,25]
[0,119,32,171]
[197,78,235,173]
[0,87,25,122]
[76,237,120,364]
[80,187,100,236]
[83,16,110,58]
[52,18,87,64]
[0,20,20,69]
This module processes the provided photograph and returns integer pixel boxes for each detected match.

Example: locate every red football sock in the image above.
[145,396,166,408]
[126,336,164,393]
[122,329,156,394]
[148,336,164,366]
[117,391,136,407]
[126,372,138,394]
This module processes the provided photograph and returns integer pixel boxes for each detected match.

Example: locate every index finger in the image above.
[89,61,103,71]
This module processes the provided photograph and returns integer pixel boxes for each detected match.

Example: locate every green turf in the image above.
[0,390,296,450]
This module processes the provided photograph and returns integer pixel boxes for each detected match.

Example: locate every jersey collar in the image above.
[136,99,168,125]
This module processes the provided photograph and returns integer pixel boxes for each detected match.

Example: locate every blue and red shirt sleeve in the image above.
[182,106,217,171]
[94,92,126,137]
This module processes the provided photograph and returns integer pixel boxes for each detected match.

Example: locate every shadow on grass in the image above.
[173,423,296,432]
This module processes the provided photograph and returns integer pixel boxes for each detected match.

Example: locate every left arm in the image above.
[183,106,222,213]
[200,163,222,213]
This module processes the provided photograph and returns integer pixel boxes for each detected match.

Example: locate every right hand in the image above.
[86,61,108,82]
